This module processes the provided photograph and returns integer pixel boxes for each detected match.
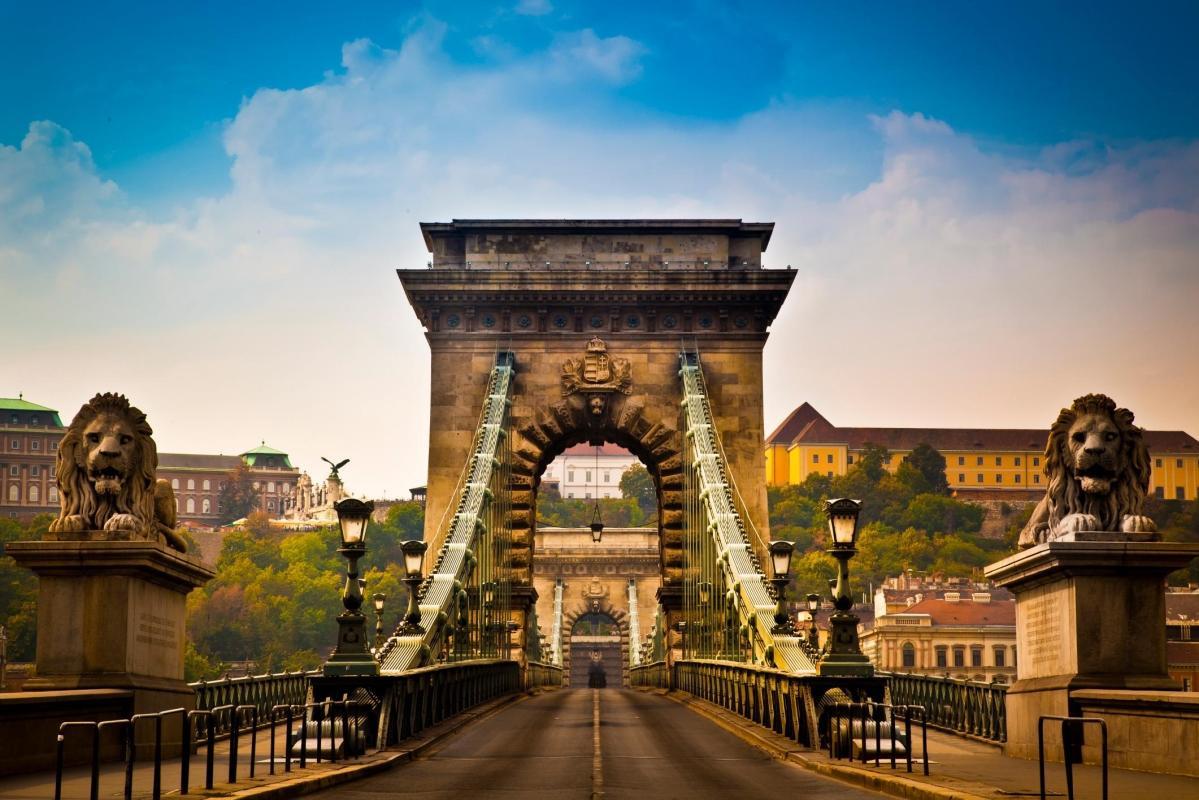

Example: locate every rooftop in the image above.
[561,443,637,457]
[768,402,1199,453]
[1167,591,1199,621]
[898,597,1016,627]
[0,396,58,414]
[420,219,774,249]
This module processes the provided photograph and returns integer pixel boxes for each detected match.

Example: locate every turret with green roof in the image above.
[240,441,294,469]
[1,394,64,427]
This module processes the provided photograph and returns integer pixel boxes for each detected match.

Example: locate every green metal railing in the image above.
[678,352,815,674]
[629,660,669,689]
[384,660,521,742]
[884,672,1007,743]
[377,353,516,672]
[674,660,820,747]
[190,670,316,735]
[526,661,565,689]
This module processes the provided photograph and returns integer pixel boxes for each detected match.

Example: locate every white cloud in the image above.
[3,21,1197,499]
[515,0,552,16]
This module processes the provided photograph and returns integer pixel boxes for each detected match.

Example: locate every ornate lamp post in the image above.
[396,540,429,635]
[805,593,821,648]
[590,445,604,543]
[372,593,387,651]
[817,498,873,677]
[768,540,795,633]
[324,498,379,676]
[697,581,712,656]
[672,620,688,659]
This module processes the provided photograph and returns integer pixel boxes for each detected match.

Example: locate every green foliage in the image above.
[908,443,950,494]
[619,464,656,517]
[0,514,50,661]
[1148,498,1199,585]
[537,496,649,528]
[217,463,261,524]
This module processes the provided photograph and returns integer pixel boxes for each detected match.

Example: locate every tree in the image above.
[217,463,260,524]
[854,443,890,483]
[619,464,656,517]
[908,443,949,494]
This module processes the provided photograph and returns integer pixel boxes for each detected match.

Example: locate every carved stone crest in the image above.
[561,337,632,400]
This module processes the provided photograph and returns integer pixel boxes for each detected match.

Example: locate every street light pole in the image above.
[817,498,873,677]
[397,540,429,635]
[324,498,380,676]
[768,540,795,634]
[372,593,387,651]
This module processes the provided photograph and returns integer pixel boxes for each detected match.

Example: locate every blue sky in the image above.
[2,2,1197,494]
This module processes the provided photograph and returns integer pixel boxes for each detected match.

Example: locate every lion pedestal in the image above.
[984,533,1199,761]
[5,538,214,754]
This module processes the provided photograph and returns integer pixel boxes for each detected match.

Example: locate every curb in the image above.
[184,690,543,799]
[646,688,994,800]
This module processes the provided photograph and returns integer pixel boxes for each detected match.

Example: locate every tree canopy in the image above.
[217,463,260,524]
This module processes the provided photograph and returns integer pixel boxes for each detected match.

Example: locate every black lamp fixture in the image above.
[372,592,387,650]
[397,540,428,635]
[590,445,604,543]
[324,497,379,676]
[805,593,821,648]
[817,498,873,677]
[768,540,795,633]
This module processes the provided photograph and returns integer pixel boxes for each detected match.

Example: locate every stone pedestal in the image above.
[984,534,1199,760]
[5,539,214,754]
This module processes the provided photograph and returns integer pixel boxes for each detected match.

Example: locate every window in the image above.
[187,479,195,490]
[1014,474,1021,484]
[202,479,210,491]
[267,500,275,511]
[186,498,195,514]
[827,454,834,464]
[1033,457,1040,467]
[996,474,1003,484]
[1178,459,1185,468]
[49,486,58,503]
[9,465,17,476]
[958,456,965,466]
[202,498,211,514]
[1185,678,1192,691]
[1178,487,1186,500]
[252,482,260,490]
[603,471,610,482]
[9,439,17,450]
[1012,646,1017,667]
[902,642,916,668]
[976,456,983,466]
[812,454,819,464]
[31,440,40,451]
[584,493,590,499]
[29,485,39,503]
[50,441,57,451]
[935,646,948,668]
[995,457,1002,466]
[993,647,1006,667]
[568,471,575,482]
[827,471,833,478]
[30,465,39,477]
[1033,475,1040,484]
[1156,487,1165,499]
[6,485,17,502]
[977,473,984,483]
[958,474,965,483]
[585,471,592,483]
[171,478,179,490]
[1156,458,1163,468]
[268,482,276,493]
[953,647,965,667]
[847,455,854,465]
[971,647,983,667]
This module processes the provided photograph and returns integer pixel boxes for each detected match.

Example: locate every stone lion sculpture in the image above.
[1018,393,1157,548]
[47,392,187,552]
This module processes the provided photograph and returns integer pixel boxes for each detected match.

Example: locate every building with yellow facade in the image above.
[766,402,1199,501]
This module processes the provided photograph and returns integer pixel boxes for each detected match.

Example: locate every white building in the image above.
[543,443,639,499]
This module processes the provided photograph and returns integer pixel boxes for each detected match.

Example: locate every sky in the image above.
[2,1,1197,497]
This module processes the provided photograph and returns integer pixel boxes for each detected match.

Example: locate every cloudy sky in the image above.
[2,1,1197,497]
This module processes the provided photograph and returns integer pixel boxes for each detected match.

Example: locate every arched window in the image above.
[186,498,195,514]
[901,642,916,668]
[202,479,210,491]
[7,485,18,502]
[29,485,39,503]
[202,498,211,514]
[267,482,275,493]
[171,478,179,490]
[187,479,195,490]
[49,486,58,503]
[267,500,275,512]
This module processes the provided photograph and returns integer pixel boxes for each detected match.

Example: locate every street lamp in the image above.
[397,540,428,635]
[817,498,873,677]
[372,593,387,650]
[768,540,795,633]
[324,498,379,676]
[806,593,821,648]
[697,581,712,656]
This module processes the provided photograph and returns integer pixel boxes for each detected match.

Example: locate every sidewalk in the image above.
[657,688,1199,800]
[0,692,532,800]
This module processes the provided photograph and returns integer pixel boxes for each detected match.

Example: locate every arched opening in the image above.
[569,610,622,688]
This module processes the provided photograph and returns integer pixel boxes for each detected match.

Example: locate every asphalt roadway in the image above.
[311,688,884,799]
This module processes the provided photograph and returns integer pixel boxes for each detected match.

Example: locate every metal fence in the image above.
[190,670,317,735]
[883,672,1007,743]
[674,660,821,747]
[526,661,564,690]
[385,659,521,743]
[629,660,669,689]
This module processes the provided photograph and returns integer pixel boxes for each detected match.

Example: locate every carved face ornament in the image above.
[1066,412,1121,494]
[80,413,136,496]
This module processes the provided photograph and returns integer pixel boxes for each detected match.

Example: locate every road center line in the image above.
[592,689,604,798]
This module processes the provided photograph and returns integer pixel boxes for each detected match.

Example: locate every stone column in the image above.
[985,533,1199,760]
[6,539,214,753]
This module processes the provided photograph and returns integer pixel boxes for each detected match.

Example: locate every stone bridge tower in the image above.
[398,219,795,619]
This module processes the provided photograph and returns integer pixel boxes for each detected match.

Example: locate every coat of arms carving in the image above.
[561,337,632,398]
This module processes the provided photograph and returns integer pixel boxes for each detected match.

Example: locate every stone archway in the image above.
[563,597,628,687]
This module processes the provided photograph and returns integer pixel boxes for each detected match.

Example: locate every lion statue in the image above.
[47,392,187,552]
[1018,393,1157,548]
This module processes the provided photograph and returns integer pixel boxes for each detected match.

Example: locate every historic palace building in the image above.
[541,443,639,499]
[0,396,299,525]
[766,402,1199,501]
